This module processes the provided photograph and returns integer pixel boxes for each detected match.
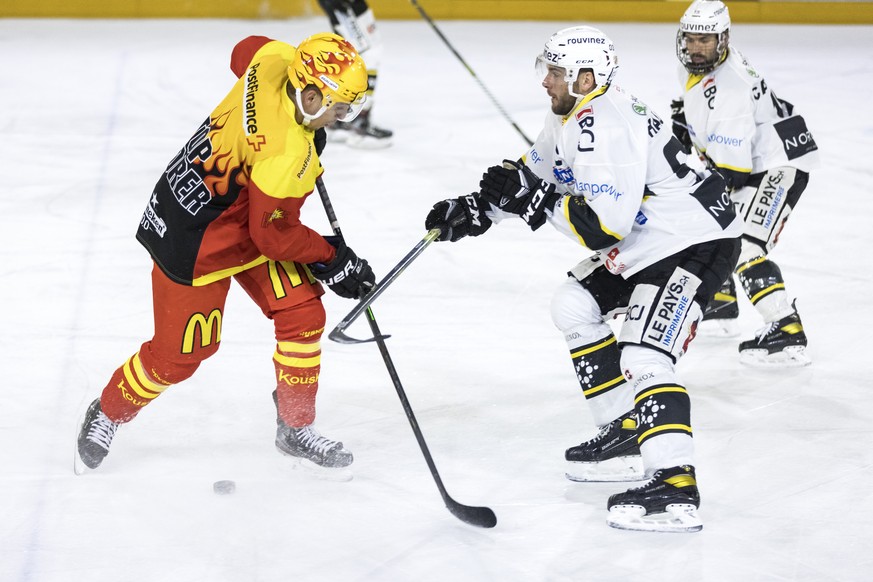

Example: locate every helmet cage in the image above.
[677,0,731,74]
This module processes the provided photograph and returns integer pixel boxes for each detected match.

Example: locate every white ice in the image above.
[1,16,872,582]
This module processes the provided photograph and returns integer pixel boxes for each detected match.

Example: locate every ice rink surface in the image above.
[1,15,872,582]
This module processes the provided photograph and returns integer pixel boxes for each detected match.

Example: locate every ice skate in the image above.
[330,110,392,149]
[738,308,810,367]
[565,411,644,482]
[276,420,353,480]
[606,465,702,533]
[74,398,119,474]
[699,277,740,338]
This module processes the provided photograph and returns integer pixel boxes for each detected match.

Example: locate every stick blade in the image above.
[327,327,391,345]
[446,500,497,528]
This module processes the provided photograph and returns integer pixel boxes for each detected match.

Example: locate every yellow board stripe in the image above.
[750,283,785,304]
[635,385,688,404]
[273,351,320,368]
[638,423,693,442]
[570,335,616,359]
[583,375,625,397]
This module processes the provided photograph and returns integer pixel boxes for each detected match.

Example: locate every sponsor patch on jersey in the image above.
[707,133,743,147]
[575,105,593,121]
[774,116,818,160]
[703,77,715,89]
[632,101,647,116]
[577,182,623,200]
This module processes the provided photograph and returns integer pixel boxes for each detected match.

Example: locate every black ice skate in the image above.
[74,398,119,474]
[738,307,810,367]
[565,411,643,482]
[606,465,702,533]
[275,421,354,471]
[700,276,740,338]
[330,110,393,149]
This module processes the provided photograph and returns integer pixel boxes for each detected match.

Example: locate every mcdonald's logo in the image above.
[182,309,222,354]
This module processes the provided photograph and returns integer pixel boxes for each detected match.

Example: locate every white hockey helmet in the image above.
[535,26,618,98]
[676,0,731,74]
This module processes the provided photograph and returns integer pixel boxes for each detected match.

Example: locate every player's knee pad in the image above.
[618,278,704,362]
[139,340,203,385]
[551,277,605,332]
[273,297,326,342]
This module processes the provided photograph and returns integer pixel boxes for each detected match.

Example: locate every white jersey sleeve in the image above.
[681,49,819,190]
[524,85,741,277]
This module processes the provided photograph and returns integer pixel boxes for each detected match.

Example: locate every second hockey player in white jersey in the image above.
[672,0,820,366]
[425,25,742,532]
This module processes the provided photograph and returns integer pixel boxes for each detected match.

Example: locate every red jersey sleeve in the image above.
[230,36,274,78]
[248,180,337,265]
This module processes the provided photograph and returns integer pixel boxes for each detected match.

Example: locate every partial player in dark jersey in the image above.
[76,33,376,477]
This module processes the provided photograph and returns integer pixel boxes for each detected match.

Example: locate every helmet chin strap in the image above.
[295,87,330,127]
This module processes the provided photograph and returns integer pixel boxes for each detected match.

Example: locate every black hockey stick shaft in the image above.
[329,228,442,344]
[314,177,497,529]
[364,309,497,528]
[409,0,533,147]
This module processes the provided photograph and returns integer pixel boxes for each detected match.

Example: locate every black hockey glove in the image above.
[314,128,327,156]
[479,159,560,231]
[309,237,375,299]
[670,98,692,153]
[425,194,492,242]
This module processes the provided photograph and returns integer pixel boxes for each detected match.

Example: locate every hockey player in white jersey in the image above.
[317,0,393,148]
[424,26,741,532]
[672,0,819,366]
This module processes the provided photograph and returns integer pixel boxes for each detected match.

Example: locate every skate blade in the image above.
[606,503,703,533]
[697,318,740,338]
[73,449,90,476]
[739,345,811,368]
[72,400,95,476]
[565,455,645,482]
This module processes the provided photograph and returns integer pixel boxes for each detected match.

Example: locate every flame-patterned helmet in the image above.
[288,33,368,122]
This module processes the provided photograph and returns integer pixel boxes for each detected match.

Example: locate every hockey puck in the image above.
[213,480,236,495]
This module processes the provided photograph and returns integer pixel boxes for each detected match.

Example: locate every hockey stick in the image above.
[329,227,442,344]
[409,0,533,147]
[314,177,497,529]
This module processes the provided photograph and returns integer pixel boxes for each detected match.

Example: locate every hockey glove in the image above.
[314,128,327,157]
[309,237,375,299]
[670,98,692,153]
[479,160,560,231]
[424,194,492,242]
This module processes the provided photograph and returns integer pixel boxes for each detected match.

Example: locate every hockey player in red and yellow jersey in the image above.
[75,33,376,475]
